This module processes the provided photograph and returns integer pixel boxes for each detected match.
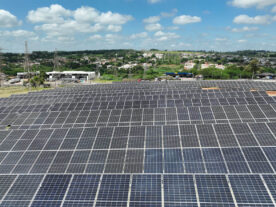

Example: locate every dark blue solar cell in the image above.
[1,201,30,207]
[95,201,127,207]
[130,175,161,202]
[200,204,235,207]
[196,175,234,203]
[163,125,179,136]
[222,148,246,162]
[202,148,224,162]
[185,162,206,173]
[4,175,43,201]
[263,147,276,162]
[0,175,17,200]
[242,147,268,161]
[263,175,276,201]
[164,149,183,163]
[205,162,227,173]
[97,175,130,202]
[164,175,196,203]
[226,162,250,173]
[63,201,94,207]
[164,204,198,207]
[164,149,184,173]
[65,175,100,201]
[144,149,163,173]
[237,205,274,207]
[31,201,62,207]
[34,175,72,201]
[247,161,274,173]
[183,148,203,162]
[229,175,273,204]
[130,202,162,207]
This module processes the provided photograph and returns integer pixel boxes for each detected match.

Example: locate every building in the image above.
[46,71,97,81]
[17,72,40,79]
[119,64,137,70]
[184,61,196,70]
[201,63,225,70]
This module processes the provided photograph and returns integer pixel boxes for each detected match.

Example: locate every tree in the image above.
[246,59,260,79]
[30,76,44,87]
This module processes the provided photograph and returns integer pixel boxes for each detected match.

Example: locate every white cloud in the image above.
[233,15,272,24]
[238,39,247,43]
[74,7,99,23]
[167,26,179,30]
[148,0,161,4]
[74,7,133,25]
[154,31,165,36]
[173,15,201,25]
[27,4,72,23]
[89,34,102,40]
[272,5,276,12]
[229,0,276,8]
[0,30,38,40]
[154,31,180,41]
[143,16,160,24]
[216,38,228,41]
[107,25,122,32]
[161,8,178,17]
[130,32,148,39]
[28,4,133,38]
[96,11,133,25]
[228,26,259,32]
[145,23,163,31]
[0,9,22,27]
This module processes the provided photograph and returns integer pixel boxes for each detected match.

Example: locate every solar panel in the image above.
[229,175,273,204]
[0,80,276,206]
[196,175,234,204]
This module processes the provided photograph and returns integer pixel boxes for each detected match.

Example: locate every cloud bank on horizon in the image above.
[0,0,276,52]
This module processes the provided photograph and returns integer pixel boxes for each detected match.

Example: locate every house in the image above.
[17,72,40,79]
[184,61,196,70]
[119,64,137,70]
[201,63,225,70]
[46,71,97,81]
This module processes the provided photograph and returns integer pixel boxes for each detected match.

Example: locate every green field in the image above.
[0,86,52,98]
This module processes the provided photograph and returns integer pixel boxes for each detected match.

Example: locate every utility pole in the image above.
[143,64,148,80]
[0,48,3,87]
[24,41,31,88]
[53,49,59,87]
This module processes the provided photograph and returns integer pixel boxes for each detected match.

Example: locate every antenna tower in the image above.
[53,48,59,71]
[24,41,30,74]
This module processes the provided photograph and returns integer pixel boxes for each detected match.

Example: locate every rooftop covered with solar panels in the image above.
[0,80,276,207]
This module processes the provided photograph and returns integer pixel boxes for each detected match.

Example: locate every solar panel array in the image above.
[0,80,276,207]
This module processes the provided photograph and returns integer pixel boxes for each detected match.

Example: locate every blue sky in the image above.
[1,0,276,52]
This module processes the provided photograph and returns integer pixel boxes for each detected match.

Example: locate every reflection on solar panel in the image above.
[0,80,276,206]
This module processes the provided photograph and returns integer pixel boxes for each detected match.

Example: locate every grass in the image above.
[93,79,113,84]
[0,86,52,98]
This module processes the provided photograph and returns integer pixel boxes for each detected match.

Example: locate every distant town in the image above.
[1,49,276,86]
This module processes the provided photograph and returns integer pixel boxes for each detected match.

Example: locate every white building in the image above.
[215,64,225,70]
[184,62,196,70]
[143,53,153,58]
[201,63,225,70]
[155,53,164,59]
[119,64,137,70]
[46,71,97,81]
